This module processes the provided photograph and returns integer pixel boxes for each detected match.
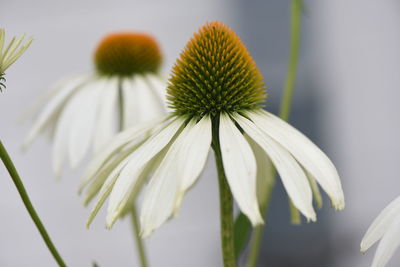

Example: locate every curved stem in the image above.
[117,79,149,267]
[0,140,67,267]
[212,116,236,267]
[130,205,148,267]
[246,1,302,266]
[246,183,273,267]
[279,0,302,121]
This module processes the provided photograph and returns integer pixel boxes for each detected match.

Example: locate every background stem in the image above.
[130,205,148,267]
[0,140,67,267]
[118,78,149,267]
[212,116,237,267]
[246,0,303,266]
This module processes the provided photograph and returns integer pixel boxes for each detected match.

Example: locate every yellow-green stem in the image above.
[118,78,149,267]
[212,116,236,267]
[131,205,149,267]
[0,140,67,267]
[246,1,302,266]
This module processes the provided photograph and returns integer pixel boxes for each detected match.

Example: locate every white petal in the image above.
[361,196,400,252]
[1,35,17,64]
[79,116,170,192]
[121,77,141,129]
[234,114,316,221]
[174,116,212,211]
[371,215,400,267]
[140,120,196,237]
[250,110,344,210]
[245,134,274,205]
[134,76,165,123]
[2,35,33,70]
[87,125,171,227]
[86,157,130,227]
[106,118,184,228]
[93,78,118,152]
[67,80,103,168]
[143,74,168,110]
[23,74,92,148]
[52,100,73,178]
[0,29,5,56]
[219,113,263,226]
[2,34,25,63]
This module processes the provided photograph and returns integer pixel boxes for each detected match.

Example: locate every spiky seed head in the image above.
[167,21,267,118]
[94,33,162,76]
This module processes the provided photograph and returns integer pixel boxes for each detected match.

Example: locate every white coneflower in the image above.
[0,29,33,91]
[81,22,344,238]
[361,196,400,267]
[23,32,166,177]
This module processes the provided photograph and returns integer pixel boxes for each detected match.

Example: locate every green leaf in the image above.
[234,212,252,259]
[92,262,99,267]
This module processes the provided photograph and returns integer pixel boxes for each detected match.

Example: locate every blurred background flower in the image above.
[1,0,399,266]
[23,32,166,178]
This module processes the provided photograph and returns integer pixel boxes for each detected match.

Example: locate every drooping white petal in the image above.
[86,156,131,227]
[52,99,74,178]
[93,77,118,152]
[140,120,196,237]
[234,114,316,221]
[67,80,103,168]
[245,135,274,205]
[219,113,263,226]
[2,34,25,63]
[0,29,5,56]
[1,35,17,63]
[143,74,168,110]
[361,196,400,252]
[174,116,212,211]
[370,215,400,267]
[2,35,33,70]
[134,75,165,123]
[250,110,344,210]
[121,77,141,129]
[106,118,184,228]
[79,116,170,192]
[23,74,93,148]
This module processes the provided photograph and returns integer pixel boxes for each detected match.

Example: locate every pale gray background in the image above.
[1,0,400,266]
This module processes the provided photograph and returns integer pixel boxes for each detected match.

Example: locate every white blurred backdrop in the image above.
[1,0,400,266]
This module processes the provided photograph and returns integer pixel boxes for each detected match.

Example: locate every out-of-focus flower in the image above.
[81,22,344,236]
[361,196,400,267]
[0,29,33,91]
[23,32,166,177]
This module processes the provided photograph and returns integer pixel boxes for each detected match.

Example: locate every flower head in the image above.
[361,196,400,267]
[95,33,162,76]
[167,22,265,118]
[0,29,33,91]
[81,22,344,236]
[23,31,166,177]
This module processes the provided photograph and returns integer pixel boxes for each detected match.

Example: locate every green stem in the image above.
[279,0,302,121]
[212,116,236,267]
[118,78,149,267]
[130,205,148,267]
[246,1,302,266]
[0,140,67,267]
[246,182,273,267]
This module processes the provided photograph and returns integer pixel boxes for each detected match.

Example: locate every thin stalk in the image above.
[0,140,67,267]
[130,205,148,267]
[246,183,273,267]
[246,1,303,266]
[117,78,149,267]
[279,0,302,121]
[212,116,236,267]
